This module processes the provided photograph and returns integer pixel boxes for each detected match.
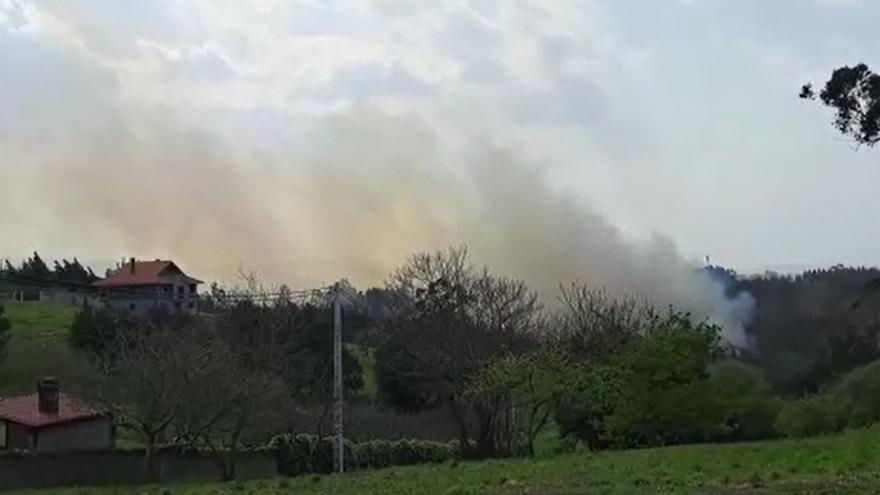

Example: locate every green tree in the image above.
[801,63,880,147]
[557,311,726,450]
[69,304,122,357]
[829,359,880,429]
[465,348,571,457]
[18,251,51,279]
[603,312,723,447]
[709,360,781,441]
[376,246,543,458]
[554,363,623,451]
[0,303,11,364]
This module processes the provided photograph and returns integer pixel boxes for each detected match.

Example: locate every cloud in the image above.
[813,0,863,8]
[0,0,777,345]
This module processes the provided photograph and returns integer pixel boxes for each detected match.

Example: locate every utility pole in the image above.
[332,282,344,473]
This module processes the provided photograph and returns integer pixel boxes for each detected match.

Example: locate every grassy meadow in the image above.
[13,425,880,494]
[0,301,81,396]
[7,301,880,494]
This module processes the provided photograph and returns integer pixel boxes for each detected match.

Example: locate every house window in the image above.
[176,286,184,299]
[188,302,195,310]
[189,284,197,294]
[129,304,136,312]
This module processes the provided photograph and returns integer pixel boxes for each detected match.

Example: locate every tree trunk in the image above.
[144,433,160,482]
[448,399,472,458]
[474,406,497,458]
[220,451,237,481]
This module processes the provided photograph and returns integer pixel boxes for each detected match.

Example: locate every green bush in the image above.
[830,360,880,428]
[775,395,839,438]
[709,360,782,441]
[599,312,726,448]
[273,434,458,476]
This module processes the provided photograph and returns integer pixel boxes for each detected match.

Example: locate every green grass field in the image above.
[0,301,81,396]
[6,303,880,493]
[16,426,880,494]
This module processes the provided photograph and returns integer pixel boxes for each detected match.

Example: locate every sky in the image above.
[1,0,879,296]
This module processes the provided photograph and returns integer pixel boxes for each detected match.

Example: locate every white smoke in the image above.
[3,104,753,345]
[0,1,755,346]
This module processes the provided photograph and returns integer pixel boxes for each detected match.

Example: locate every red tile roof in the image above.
[0,393,106,428]
[94,260,202,288]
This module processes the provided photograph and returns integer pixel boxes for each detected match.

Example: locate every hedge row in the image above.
[272,434,459,476]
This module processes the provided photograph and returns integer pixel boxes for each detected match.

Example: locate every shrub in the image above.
[830,359,880,428]
[598,312,725,448]
[775,396,839,438]
[273,434,458,476]
[709,360,782,441]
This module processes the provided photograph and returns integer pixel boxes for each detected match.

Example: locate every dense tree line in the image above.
[55,247,880,470]
[2,251,99,284]
[708,265,880,395]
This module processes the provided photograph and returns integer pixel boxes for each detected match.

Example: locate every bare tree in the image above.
[88,325,213,478]
[89,314,298,481]
[556,283,653,361]
[172,336,293,480]
[378,246,543,457]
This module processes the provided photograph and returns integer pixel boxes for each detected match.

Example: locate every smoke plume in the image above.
[2,103,753,345]
[0,2,753,345]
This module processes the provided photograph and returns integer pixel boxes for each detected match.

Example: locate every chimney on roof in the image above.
[130,257,136,274]
[37,377,59,414]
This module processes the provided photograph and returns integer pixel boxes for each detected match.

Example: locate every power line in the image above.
[0,271,332,303]
[2,269,360,473]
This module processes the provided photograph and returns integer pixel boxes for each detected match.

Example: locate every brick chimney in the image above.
[129,257,136,274]
[37,377,59,414]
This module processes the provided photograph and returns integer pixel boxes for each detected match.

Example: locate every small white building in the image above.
[94,258,202,315]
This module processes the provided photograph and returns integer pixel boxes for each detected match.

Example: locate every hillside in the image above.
[0,302,80,396]
[19,426,880,494]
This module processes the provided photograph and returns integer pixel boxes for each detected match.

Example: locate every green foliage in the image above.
[15,251,51,279]
[773,359,880,439]
[375,247,541,458]
[801,63,880,147]
[69,304,122,357]
[273,434,458,476]
[725,264,880,395]
[554,363,622,451]
[601,312,725,448]
[709,360,781,440]
[216,301,363,402]
[829,360,880,429]
[30,426,880,494]
[464,349,571,456]
[0,303,10,364]
[775,395,839,438]
[556,311,751,450]
[347,344,378,400]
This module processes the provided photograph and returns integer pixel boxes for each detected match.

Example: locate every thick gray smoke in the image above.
[0,1,753,346]
[2,104,753,346]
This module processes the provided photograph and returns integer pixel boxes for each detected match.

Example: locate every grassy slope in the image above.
[19,426,880,495]
[0,302,80,396]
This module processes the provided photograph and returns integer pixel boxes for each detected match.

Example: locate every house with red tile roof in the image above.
[0,378,113,452]
[94,258,203,315]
